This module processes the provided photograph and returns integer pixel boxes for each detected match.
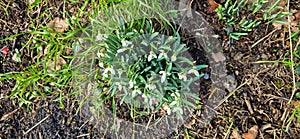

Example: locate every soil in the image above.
[1,0,300,139]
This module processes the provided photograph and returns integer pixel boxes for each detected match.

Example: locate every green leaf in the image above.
[296,92,300,99]
[195,65,208,70]
[295,65,300,75]
[267,0,280,13]
[153,100,165,113]
[272,20,290,25]
[184,92,201,101]
[181,99,195,107]
[167,62,172,73]
[150,32,159,41]
[177,56,194,65]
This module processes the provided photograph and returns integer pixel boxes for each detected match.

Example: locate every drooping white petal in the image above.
[99,62,104,68]
[121,40,132,47]
[170,101,177,107]
[159,71,166,83]
[167,108,171,115]
[117,48,126,53]
[163,105,172,115]
[171,55,177,61]
[146,84,156,90]
[110,68,115,75]
[115,82,122,91]
[103,67,115,78]
[97,52,105,58]
[172,107,183,114]
[148,51,157,62]
[129,80,134,89]
[178,73,187,81]
[188,69,199,76]
[95,34,107,41]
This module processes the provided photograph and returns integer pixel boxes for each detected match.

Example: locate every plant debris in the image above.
[47,17,69,33]
[242,125,259,139]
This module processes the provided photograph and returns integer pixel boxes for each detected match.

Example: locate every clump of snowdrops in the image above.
[96,19,207,117]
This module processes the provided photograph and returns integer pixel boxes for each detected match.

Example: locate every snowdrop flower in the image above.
[170,100,178,107]
[115,82,122,91]
[178,73,187,81]
[132,89,141,96]
[103,67,115,78]
[117,48,126,53]
[159,71,170,83]
[129,80,134,89]
[95,34,107,41]
[121,40,132,47]
[171,91,180,100]
[99,62,104,68]
[147,51,157,62]
[171,54,177,62]
[172,107,183,114]
[97,52,105,58]
[163,104,172,115]
[146,84,156,90]
[158,50,168,59]
[188,69,199,77]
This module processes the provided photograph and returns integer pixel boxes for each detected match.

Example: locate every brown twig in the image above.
[251,29,278,48]
[287,0,296,104]
[23,115,50,135]
[214,81,248,109]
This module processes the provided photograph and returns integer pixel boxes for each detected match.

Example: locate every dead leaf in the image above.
[207,0,219,13]
[65,48,73,55]
[231,128,242,139]
[242,125,258,139]
[293,101,300,109]
[47,57,67,71]
[272,22,283,30]
[47,17,69,33]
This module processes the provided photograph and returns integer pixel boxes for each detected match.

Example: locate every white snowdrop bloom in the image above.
[95,34,107,41]
[169,101,178,107]
[142,93,147,98]
[178,73,187,81]
[132,89,141,96]
[159,71,168,83]
[158,50,168,59]
[163,105,172,115]
[121,40,132,47]
[103,67,115,78]
[146,84,156,90]
[99,62,104,68]
[115,82,122,91]
[129,80,134,89]
[171,54,177,62]
[172,107,183,115]
[97,52,105,58]
[147,51,157,62]
[117,48,126,53]
[188,69,200,76]
[171,91,180,100]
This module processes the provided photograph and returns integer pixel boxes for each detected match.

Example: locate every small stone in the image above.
[261,54,268,59]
